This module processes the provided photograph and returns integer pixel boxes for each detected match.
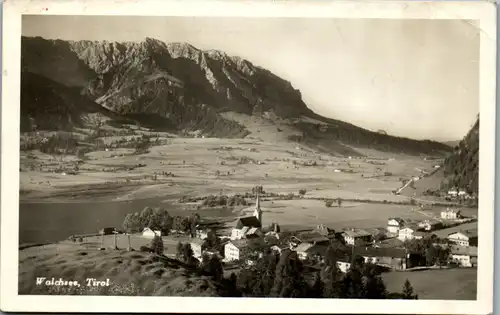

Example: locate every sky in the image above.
[22,15,480,141]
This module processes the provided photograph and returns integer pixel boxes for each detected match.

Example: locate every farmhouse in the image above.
[142,227,161,239]
[441,208,461,220]
[449,246,478,268]
[418,219,443,231]
[231,195,263,240]
[387,217,405,234]
[342,229,372,246]
[295,243,328,262]
[224,238,269,262]
[398,225,425,241]
[190,239,205,260]
[353,247,408,270]
[290,231,330,247]
[447,230,478,247]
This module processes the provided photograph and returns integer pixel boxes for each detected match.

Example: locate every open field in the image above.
[20,136,442,203]
[382,268,477,300]
[20,135,474,244]
[18,242,225,296]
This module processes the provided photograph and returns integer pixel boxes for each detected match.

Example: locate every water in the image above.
[19,198,236,244]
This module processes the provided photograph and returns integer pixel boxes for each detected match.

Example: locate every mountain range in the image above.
[21,36,453,157]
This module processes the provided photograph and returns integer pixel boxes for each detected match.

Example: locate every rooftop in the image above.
[448,229,478,238]
[235,216,262,229]
[354,246,407,259]
[343,229,371,238]
[450,245,478,256]
[294,231,330,243]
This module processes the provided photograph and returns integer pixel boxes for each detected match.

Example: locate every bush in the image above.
[150,235,164,255]
[140,246,151,252]
[325,200,334,207]
[298,189,307,196]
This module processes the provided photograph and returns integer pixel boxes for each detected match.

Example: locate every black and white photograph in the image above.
[1,0,496,314]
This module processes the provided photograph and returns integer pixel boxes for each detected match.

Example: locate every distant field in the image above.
[20,136,441,203]
[254,199,431,231]
[382,268,477,300]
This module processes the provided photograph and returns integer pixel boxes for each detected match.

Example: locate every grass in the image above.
[382,268,477,300]
[19,242,221,296]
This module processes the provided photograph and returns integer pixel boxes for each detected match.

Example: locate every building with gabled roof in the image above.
[447,229,478,247]
[342,229,372,245]
[231,195,263,240]
[450,245,478,267]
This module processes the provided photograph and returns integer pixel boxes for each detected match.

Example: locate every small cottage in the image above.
[142,227,161,239]
[441,208,461,220]
[449,246,478,267]
[398,225,425,241]
[342,229,372,246]
[447,230,478,247]
[387,218,405,234]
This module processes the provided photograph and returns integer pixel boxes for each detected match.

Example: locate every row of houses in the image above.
[137,195,477,271]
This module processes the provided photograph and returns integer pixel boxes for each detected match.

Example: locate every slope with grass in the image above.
[19,242,231,296]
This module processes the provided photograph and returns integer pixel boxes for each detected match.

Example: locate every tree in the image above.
[308,272,324,298]
[182,243,195,264]
[122,212,141,233]
[150,235,164,255]
[402,279,417,299]
[361,264,387,299]
[139,207,154,228]
[271,251,308,298]
[238,251,279,297]
[337,198,343,207]
[321,263,342,298]
[252,185,265,196]
[206,255,224,281]
[298,189,307,196]
[176,242,183,259]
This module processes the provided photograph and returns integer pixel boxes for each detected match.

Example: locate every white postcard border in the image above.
[1,0,496,314]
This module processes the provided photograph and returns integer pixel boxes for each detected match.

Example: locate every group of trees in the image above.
[122,207,201,237]
[38,133,79,155]
[202,194,248,207]
[404,237,450,267]
[235,243,417,299]
[325,198,343,208]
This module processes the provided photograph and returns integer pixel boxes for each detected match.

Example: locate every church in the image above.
[230,195,263,240]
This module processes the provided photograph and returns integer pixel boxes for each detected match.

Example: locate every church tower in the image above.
[253,194,262,224]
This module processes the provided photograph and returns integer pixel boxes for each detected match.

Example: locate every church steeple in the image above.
[253,194,262,224]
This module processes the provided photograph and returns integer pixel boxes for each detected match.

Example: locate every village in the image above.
[85,186,478,283]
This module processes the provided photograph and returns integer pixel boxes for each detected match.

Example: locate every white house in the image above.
[224,239,268,262]
[417,219,442,231]
[449,246,478,267]
[447,190,458,197]
[447,230,478,247]
[142,227,161,239]
[342,229,372,246]
[336,260,352,273]
[190,239,205,260]
[295,242,315,260]
[387,218,405,234]
[398,226,425,241]
[224,241,244,261]
[441,208,461,220]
